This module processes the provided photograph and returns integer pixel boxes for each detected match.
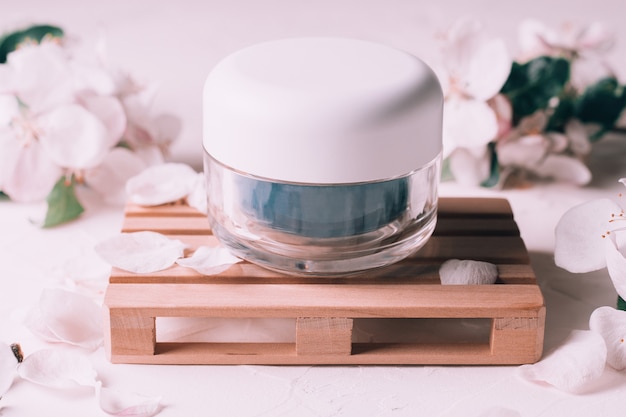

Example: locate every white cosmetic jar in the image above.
[203,37,443,275]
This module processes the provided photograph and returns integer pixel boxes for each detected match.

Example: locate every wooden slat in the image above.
[103,197,546,365]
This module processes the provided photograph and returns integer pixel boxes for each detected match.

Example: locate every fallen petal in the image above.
[517,330,606,393]
[554,198,622,273]
[25,288,103,350]
[97,384,162,417]
[18,348,98,389]
[589,306,626,370]
[0,342,18,397]
[126,163,198,206]
[439,259,498,285]
[95,231,186,273]
[176,246,242,275]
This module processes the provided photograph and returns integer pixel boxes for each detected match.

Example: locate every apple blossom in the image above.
[518,19,615,91]
[437,17,512,185]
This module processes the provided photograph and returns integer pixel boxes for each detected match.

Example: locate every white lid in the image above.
[203,37,442,184]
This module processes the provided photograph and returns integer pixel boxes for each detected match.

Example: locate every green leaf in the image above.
[500,56,570,124]
[42,176,84,228]
[0,24,64,63]
[480,142,500,188]
[618,296,626,311]
[574,77,626,140]
[546,94,576,132]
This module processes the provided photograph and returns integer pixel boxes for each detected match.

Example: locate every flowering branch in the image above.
[440,18,626,188]
[0,24,180,227]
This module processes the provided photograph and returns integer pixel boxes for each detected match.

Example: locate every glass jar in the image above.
[203,37,443,275]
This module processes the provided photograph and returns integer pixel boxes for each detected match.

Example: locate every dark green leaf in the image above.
[500,57,570,124]
[480,142,500,188]
[618,295,626,311]
[42,176,84,228]
[546,94,576,132]
[0,24,64,63]
[574,77,626,140]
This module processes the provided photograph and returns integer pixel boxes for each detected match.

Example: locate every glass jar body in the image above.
[204,152,440,276]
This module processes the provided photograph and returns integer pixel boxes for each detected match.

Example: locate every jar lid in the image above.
[203,37,443,184]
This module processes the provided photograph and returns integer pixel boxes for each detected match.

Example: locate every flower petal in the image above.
[38,104,111,169]
[95,231,186,273]
[176,246,242,275]
[0,342,18,397]
[497,134,548,167]
[2,140,61,202]
[126,163,198,206]
[554,198,621,273]
[532,154,591,185]
[80,94,127,148]
[443,97,498,155]
[589,306,626,370]
[6,42,74,113]
[517,330,606,393]
[439,259,497,285]
[447,146,491,186]
[97,384,162,417]
[462,37,511,100]
[85,147,148,205]
[24,289,103,350]
[18,349,98,389]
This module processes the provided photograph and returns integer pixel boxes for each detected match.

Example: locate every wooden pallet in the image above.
[103,197,545,365]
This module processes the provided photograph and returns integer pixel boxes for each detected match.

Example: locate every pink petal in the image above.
[97,384,162,417]
[18,349,98,389]
[80,95,127,148]
[439,259,497,285]
[0,342,18,397]
[0,94,19,125]
[2,140,61,202]
[554,198,621,273]
[447,146,491,186]
[176,246,241,275]
[443,97,498,155]
[589,306,626,370]
[125,163,198,206]
[518,19,553,58]
[24,289,103,350]
[578,22,615,53]
[462,37,511,100]
[85,147,148,205]
[95,231,186,273]
[517,330,606,393]
[38,104,111,169]
[497,134,548,167]
[6,43,74,113]
[532,154,591,185]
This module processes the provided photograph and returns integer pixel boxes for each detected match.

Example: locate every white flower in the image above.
[518,19,615,91]
[0,41,127,201]
[437,17,512,185]
[496,111,591,185]
[554,182,626,377]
